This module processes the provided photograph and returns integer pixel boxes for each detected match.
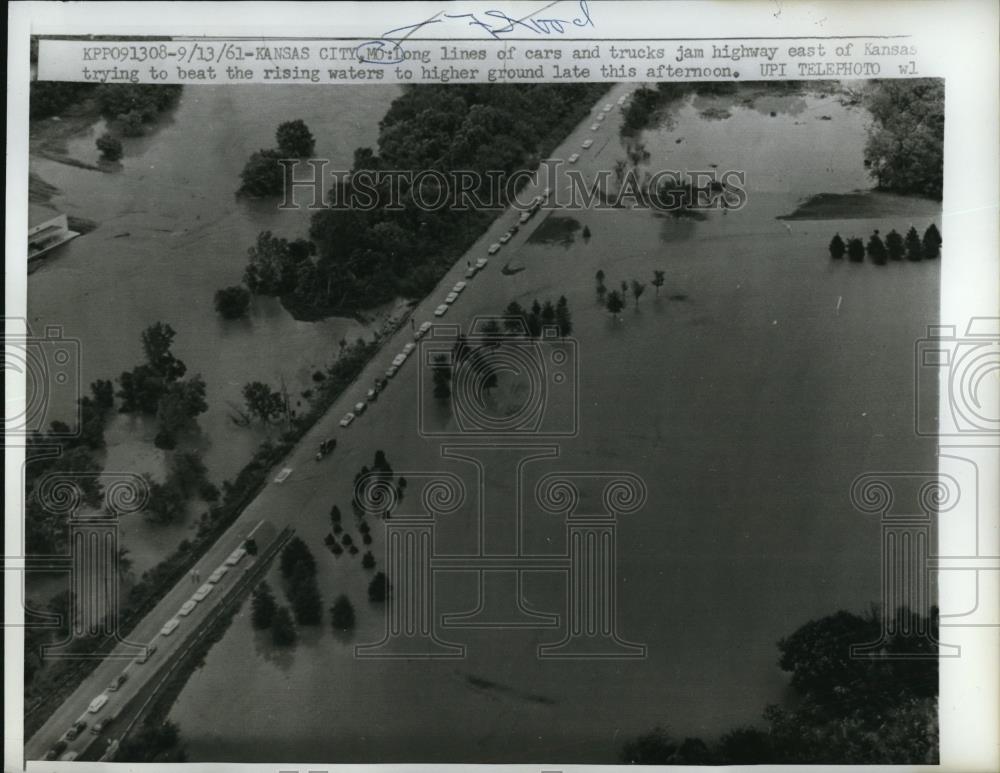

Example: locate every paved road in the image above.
[24,80,636,762]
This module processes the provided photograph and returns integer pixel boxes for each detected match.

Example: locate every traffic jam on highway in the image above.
[43,90,630,762]
[43,544,250,761]
[325,94,628,442]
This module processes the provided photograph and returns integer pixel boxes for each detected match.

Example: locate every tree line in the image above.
[829,223,941,264]
[225,83,606,319]
[620,606,939,764]
[864,79,944,200]
[597,268,667,320]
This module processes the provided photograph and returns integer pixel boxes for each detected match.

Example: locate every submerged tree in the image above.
[606,290,625,319]
[330,594,356,631]
[922,223,942,259]
[866,231,888,265]
[905,226,923,261]
[271,606,297,646]
[251,582,277,629]
[885,229,904,261]
[829,233,846,260]
[846,237,865,262]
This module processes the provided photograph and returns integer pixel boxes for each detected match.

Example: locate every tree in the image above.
[368,571,390,602]
[361,551,376,569]
[330,504,342,526]
[242,231,309,296]
[280,536,316,580]
[91,379,115,414]
[596,281,607,303]
[829,234,846,260]
[144,478,187,524]
[271,606,297,646]
[168,451,216,500]
[885,229,904,261]
[330,594,356,630]
[582,224,591,239]
[777,610,880,705]
[289,566,323,625]
[866,231,888,265]
[606,290,625,318]
[239,148,285,197]
[96,133,123,161]
[847,237,865,262]
[631,279,647,306]
[527,300,542,337]
[503,301,527,335]
[595,269,605,283]
[922,223,941,259]
[251,582,277,629]
[620,280,629,306]
[652,269,666,294]
[156,375,208,447]
[555,295,572,336]
[214,286,251,319]
[540,300,556,329]
[142,322,186,382]
[905,226,923,261]
[242,381,284,423]
[276,119,316,157]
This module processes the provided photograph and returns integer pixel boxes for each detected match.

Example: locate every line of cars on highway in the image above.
[337,228,515,429]
[574,95,626,162]
[45,544,249,760]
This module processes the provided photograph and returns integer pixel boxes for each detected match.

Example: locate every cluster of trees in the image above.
[96,133,123,162]
[238,119,316,197]
[241,381,288,424]
[250,581,298,646]
[621,82,739,135]
[91,84,182,161]
[117,322,207,449]
[29,82,96,120]
[238,83,605,318]
[431,300,574,404]
[279,536,323,627]
[864,79,944,199]
[621,606,940,764]
[117,718,187,762]
[330,594,356,631]
[94,84,183,135]
[240,230,317,297]
[214,285,251,319]
[597,269,666,319]
[830,223,941,264]
[502,296,573,338]
[144,451,219,524]
[24,376,119,556]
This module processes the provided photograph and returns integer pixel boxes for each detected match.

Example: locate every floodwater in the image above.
[28,85,400,577]
[167,85,941,762]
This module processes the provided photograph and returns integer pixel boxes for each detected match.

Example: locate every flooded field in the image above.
[28,85,400,577]
[165,84,940,762]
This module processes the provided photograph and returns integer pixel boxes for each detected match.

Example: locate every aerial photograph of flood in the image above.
[24,65,943,764]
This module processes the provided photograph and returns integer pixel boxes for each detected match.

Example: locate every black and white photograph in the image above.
[5,2,999,771]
